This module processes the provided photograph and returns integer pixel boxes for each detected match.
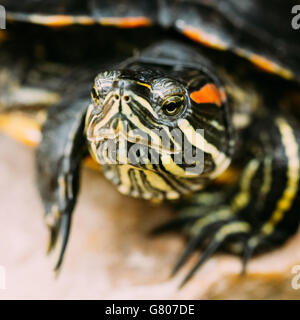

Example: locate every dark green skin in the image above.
[34,41,300,286]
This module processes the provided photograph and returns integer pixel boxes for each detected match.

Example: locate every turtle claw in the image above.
[173,214,290,286]
[45,208,72,272]
[53,213,72,271]
[172,236,201,277]
[168,215,251,287]
[179,238,221,288]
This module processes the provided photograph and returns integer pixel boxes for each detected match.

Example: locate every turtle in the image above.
[1,0,300,287]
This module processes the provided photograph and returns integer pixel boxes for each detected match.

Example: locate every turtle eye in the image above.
[161,95,184,116]
[91,86,100,106]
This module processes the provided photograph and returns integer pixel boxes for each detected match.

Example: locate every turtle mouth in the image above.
[86,118,179,155]
[89,130,177,154]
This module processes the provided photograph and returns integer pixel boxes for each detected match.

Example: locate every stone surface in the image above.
[1,133,300,300]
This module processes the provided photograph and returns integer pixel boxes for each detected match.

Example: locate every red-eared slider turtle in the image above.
[1,0,300,286]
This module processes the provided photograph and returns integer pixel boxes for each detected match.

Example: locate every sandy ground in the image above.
[1,133,300,300]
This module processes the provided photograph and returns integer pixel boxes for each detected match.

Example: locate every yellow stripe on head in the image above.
[177,118,230,178]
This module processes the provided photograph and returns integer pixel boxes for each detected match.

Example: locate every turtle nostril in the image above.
[114,94,120,101]
[123,95,130,102]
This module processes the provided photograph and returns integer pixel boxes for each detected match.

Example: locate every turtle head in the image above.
[85,65,233,201]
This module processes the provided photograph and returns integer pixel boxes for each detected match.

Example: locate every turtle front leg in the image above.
[36,97,88,270]
[155,114,300,286]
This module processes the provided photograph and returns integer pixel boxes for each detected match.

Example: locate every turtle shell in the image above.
[3,0,300,81]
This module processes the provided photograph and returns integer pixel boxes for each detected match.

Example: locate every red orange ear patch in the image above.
[190,83,226,107]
